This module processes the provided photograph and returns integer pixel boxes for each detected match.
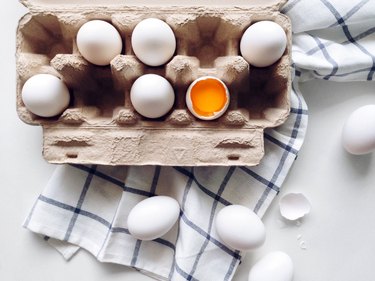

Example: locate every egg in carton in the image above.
[16,0,292,166]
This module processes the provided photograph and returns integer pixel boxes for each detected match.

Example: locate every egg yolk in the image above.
[190,78,228,117]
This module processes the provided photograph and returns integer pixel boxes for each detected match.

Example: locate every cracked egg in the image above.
[186,76,230,120]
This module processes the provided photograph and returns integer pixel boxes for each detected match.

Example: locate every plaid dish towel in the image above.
[23,0,375,280]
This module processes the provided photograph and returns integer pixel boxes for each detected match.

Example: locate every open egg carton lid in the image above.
[16,0,292,166]
[20,0,287,11]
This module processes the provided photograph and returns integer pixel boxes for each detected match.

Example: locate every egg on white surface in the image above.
[21,74,70,117]
[342,104,375,155]
[76,20,123,66]
[130,74,175,118]
[186,76,230,121]
[240,21,287,67]
[127,196,180,241]
[248,251,294,281]
[131,18,176,66]
[214,205,266,251]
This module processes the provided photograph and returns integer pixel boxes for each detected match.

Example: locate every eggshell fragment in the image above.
[215,205,266,251]
[240,21,287,67]
[130,74,175,119]
[279,193,311,221]
[131,18,176,66]
[127,196,180,241]
[248,251,294,281]
[342,105,375,155]
[77,20,123,66]
[21,74,70,117]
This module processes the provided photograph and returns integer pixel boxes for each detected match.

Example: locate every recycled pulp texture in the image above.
[16,0,292,166]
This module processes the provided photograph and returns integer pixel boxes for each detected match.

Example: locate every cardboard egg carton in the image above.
[16,0,292,166]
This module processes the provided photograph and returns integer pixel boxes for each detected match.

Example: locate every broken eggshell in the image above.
[279,193,311,221]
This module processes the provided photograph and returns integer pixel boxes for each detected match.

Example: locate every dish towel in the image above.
[23,1,375,280]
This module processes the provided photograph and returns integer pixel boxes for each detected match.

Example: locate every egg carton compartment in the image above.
[16,0,292,166]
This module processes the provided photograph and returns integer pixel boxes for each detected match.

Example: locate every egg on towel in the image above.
[21,74,70,117]
[186,76,230,120]
[214,205,266,251]
[127,196,180,241]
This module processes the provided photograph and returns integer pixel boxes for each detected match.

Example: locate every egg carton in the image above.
[16,0,292,166]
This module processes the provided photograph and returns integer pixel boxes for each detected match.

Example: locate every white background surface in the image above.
[2,2,375,281]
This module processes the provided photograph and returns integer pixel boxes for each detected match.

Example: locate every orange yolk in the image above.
[190,78,228,117]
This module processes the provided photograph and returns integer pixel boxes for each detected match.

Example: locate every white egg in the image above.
[186,76,230,121]
[21,74,70,117]
[215,205,266,251]
[77,20,123,66]
[130,74,175,118]
[248,251,294,281]
[342,104,375,155]
[127,196,180,241]
[131,18,176,66]
[240,21,287,67]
